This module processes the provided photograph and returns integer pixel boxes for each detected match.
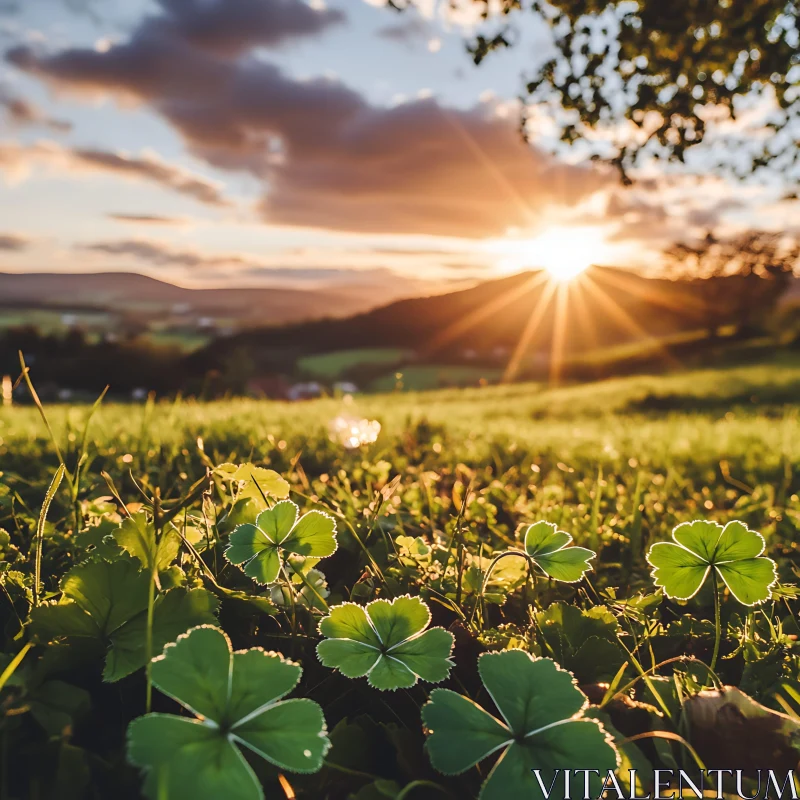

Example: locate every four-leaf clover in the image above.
[128,625,330,800]
[422,650,618,800]
[317,596,454,690]
[225,500,337,585]
[522,521,596,583]
[647,520,778,605]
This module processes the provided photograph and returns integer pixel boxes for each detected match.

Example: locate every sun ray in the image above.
[423,271,549,357]
[569,277,600,352]
[437,106,542,231]
[549,282,571,386]
[580,274,681,368]
[502,278,558,383]
[589,266,707,317]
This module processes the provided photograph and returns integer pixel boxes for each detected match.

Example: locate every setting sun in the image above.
[489,225,612,282]
[543,259,590,283]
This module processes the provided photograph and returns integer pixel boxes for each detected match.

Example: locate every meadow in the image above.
[2,359,800,799]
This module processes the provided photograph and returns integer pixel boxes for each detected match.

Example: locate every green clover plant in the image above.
[270,555,330,611]
[114,511,182,576]
[535,602,626,684]
[521,521,596,582]
[128,625,330,800]
[422,650,618,800]
[478,521,596,620]
[214,463,291,536]
[216,462,290,502]
[225,500,337,585]
[316,595,454,690]
[29,558,218,681]
[647,519,778,670]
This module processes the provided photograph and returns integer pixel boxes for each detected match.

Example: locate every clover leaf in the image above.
[128,625,330,800]
[29,558,219,681]
[225,501,337,585]
[216,463,290,502]
[316,595,454,690]
[647,520,778,605]
[422,650,618,800]
[536,603,626,684]
[522,521,596,582]
[114,511,182,575]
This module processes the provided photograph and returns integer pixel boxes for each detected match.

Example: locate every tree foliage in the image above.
[392,0,800,181]
[665,230,800,336]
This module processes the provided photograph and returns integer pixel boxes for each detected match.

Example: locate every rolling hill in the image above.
[0,271,411,326]
[199,266,713,370]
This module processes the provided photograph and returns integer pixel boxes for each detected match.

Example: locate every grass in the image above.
[368,364,503,392]
[2,358,799,538]
[2,358,799,466]
[0,307,111,334]
[145,330,212,352]
[297,347,410,379]
[3,357,800,798]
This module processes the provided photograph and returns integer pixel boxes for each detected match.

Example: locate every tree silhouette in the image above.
[665,231,799,337]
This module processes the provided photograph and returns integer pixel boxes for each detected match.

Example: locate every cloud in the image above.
[7,0,609,239]
[595,189,676,244]
[685,198,745,229]
[75,238,425,292]
[598,187,749,244]
[79,240,410,280]
[0,140,229,206]
[0,232,29,250]
[64,0,103,24]
[232,264,409,286]
[377,17,435,47]
[605,191,668,223]
[256,97,606,237]
[73,147,228,206]
[79,238,259,269]
[108,213,188,225]
[150,0,345,55]
[0,89,72,131]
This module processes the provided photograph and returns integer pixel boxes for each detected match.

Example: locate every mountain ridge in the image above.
[0,270,423,325]
[199,266,703,364]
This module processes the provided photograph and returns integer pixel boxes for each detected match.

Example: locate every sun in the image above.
[544,258,591,283]
[489,225,609,282]
[524,226,598,282]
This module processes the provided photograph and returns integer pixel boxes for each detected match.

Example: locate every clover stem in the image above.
[293,492,388,589]
[711,575,722,673]
[280,561,299,657]
[521,563,538,621]
[145,489,162,714]
[292,564,330,613]
[145,566,156,713]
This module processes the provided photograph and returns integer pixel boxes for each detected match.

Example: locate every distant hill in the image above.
[199,266,715,371]
[0,271,411,326]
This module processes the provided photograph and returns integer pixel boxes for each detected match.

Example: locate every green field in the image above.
[0,307,112,334]
[368,364,503,392]
[298,347,410,379]
[2,359,800,798]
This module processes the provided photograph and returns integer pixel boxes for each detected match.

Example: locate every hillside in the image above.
[200,266,711,368]
[0,271,407,325]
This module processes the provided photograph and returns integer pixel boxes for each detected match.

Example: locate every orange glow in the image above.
[489,225,612,283]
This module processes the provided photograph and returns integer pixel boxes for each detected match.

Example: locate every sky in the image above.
[0,0,798,297]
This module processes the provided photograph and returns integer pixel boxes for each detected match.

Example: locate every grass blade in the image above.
[33,464,65,606]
